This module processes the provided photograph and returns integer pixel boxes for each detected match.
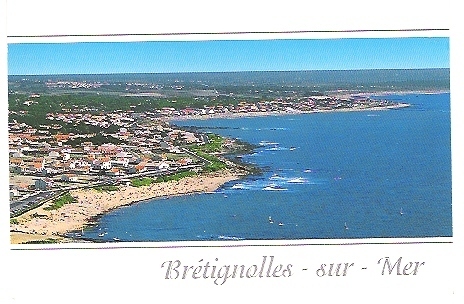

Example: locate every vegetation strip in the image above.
[43,193,76,210]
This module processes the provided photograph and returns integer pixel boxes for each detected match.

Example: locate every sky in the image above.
[7,37,449,75]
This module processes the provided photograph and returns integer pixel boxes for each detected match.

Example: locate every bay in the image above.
[81,93,452,242]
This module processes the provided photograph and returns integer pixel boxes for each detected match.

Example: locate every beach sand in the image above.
[10,169,244,244]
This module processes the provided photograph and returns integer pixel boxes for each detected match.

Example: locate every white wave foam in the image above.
[259,140,279,146]
[218,235,244,240]
[287,177,306,184]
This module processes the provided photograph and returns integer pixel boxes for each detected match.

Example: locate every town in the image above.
[8,77,406,219]
[9,95,244,218]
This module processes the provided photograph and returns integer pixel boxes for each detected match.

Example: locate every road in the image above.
[10,190,58,217]
[9,163,203,217]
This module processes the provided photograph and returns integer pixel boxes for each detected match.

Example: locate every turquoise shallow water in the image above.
[76,93,451,242]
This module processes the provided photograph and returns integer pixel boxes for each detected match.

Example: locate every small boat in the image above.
[113,237,120,241]
[344,222,349,230]
[304,169,312,173]
[269,174,283,180]
[289,146,296,151]
[400,208,404,216]
[263,184,287,191]
[268,216,274,224]
[278,222,284,226]
[98,233,105,237]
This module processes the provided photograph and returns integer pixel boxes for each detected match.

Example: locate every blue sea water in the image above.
[79,93,452,242]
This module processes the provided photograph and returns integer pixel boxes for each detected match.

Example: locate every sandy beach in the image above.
[10,169,244,244]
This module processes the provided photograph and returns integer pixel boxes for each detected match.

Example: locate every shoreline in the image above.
[164,90,448,122]
[326,89,449,99]
[347,89,449,96]
[10,91,441,244]
[165,102,411,122]
[10,168,246,244]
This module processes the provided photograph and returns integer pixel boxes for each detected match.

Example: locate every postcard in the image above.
[3,1,461,303]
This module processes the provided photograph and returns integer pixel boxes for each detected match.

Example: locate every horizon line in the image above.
[8,67,450,77]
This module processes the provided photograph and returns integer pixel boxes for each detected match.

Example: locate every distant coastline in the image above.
[164,90,449,122]
[169,103,411,122]
[347,89,450,97]
[165,92,421,122]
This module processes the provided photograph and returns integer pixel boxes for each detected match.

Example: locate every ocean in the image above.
[77,93,452,242]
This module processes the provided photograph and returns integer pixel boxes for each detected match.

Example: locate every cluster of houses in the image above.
[9,112,208,200]
[8,92,393,201]
[45,81,104,89]
[157,95,395,117]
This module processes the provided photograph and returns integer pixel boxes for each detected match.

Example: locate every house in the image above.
[177,158,193,166]
[144,162,159,171]
[158,162,170,170]
[111,159,129,168]
[49,162,65,175]
[106,168,122,176]
[10,150,24,158]
[31,158,45,172]
[127,162,147,174]
[116,151,131,159]
[55,133,70,142]
[62,153,71,161]
[101,160,113,170]
[48,151,60,158]
[169,147,182,154]
[92,157,112,170]
[135,162,146,172]
[9,156,23,163]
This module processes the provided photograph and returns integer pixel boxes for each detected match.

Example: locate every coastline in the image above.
[9,91,441,244]
[326,89,449,98]
[165,102,411,122]
[10,168,245,244]
[164,90,449,122]
[348,89,450,97]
